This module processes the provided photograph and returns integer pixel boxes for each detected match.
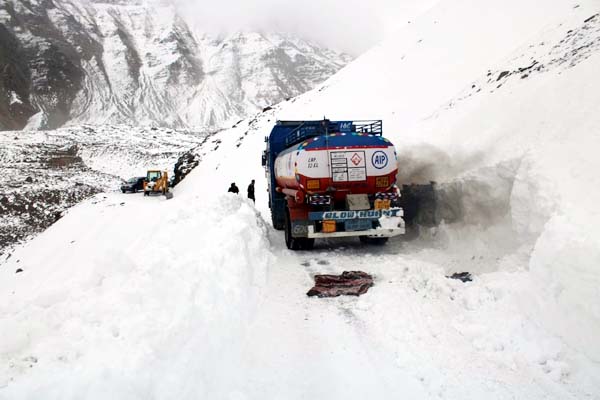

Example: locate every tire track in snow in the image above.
[226,241,427,398]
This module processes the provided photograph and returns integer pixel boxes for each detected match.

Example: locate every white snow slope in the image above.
[2,0,600,399]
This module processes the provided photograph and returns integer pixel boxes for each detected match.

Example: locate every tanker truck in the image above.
[262,119,410,250]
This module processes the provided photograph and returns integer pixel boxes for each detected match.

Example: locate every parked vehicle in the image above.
[121,177,146,193]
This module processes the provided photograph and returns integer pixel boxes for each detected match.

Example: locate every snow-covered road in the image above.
[1,189,599,399]
[229,241,419,399]
[232,234,600,399]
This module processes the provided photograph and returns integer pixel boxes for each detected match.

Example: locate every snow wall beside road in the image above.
[0,194,273,396]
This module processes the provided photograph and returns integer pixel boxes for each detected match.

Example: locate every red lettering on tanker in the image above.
[351,153,362,166]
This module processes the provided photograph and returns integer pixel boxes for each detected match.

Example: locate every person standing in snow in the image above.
[228,182,239,194]
[247,179,255,203]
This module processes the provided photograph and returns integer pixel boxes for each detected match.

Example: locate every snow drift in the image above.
[0,193,272,396]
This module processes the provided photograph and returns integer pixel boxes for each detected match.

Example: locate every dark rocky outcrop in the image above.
[0,24,36,129]
[0,0,99,129]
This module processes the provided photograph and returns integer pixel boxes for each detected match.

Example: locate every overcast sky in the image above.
[174,0,436,55]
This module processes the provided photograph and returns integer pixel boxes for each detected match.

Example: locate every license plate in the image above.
[345,219,372,231]
[376,176,389,188]
[374,199,391,210]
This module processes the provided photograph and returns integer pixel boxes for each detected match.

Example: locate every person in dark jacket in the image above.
[247,179,255,203]
[228,182,239,194]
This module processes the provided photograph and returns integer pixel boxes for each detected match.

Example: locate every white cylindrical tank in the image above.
[275,133,398,195]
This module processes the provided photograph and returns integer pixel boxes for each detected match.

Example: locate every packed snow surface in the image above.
[1,0,600,398]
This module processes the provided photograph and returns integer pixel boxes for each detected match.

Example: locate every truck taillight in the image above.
[322,220,336,233]
[307,179,320,190]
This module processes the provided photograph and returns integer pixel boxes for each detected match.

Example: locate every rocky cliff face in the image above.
[0,0,352,131]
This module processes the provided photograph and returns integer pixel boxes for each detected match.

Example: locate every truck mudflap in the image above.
[305,208,405,239]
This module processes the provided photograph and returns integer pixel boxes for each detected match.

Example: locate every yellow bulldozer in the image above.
[143,170,172,198]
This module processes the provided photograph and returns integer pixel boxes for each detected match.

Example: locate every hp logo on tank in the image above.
[371,151,388,169]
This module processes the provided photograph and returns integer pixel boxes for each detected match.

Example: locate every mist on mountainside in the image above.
[174,0,438,55]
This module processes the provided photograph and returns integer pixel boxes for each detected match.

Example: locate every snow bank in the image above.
[529,213,600,361]
[425,45,600,360]
[0,191,273,397]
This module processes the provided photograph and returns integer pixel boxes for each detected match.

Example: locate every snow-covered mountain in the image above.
[0,0,352,131]
[2,0,600,398]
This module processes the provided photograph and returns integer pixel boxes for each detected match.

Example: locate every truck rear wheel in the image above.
[284,208,314,250]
